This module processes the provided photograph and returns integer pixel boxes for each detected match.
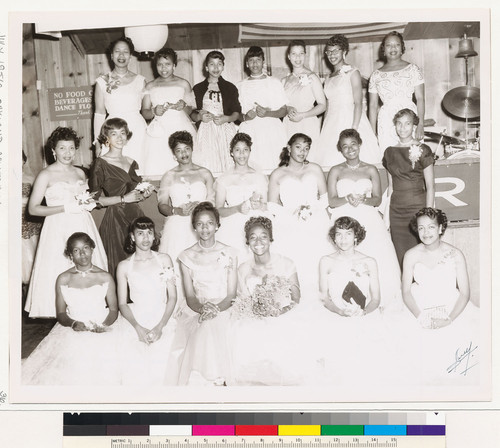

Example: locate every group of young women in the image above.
[22,30,479,388]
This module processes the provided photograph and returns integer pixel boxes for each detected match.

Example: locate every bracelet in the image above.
[71,320,77,329]
[120,195,125,205]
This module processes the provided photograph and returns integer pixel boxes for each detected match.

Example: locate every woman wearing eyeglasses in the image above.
[315,35,381,167]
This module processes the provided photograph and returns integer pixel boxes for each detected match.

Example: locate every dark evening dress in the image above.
[90,158,144,277]
[382,144,434,267]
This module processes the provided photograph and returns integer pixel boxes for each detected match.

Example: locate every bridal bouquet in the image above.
[135,181,156,194]
[232,275,292,319]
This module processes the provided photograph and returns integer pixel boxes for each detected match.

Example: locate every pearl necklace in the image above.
[198,239,217,250]
[250,73,265,79]
[345,161,360,170]
[75,265,93,277]
[112,70,129,79]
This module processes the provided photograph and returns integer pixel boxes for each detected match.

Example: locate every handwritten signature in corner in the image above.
[446,341,479,376]
[0,391,6,404]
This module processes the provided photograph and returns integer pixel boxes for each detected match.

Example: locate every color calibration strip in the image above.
[63,412,445,437]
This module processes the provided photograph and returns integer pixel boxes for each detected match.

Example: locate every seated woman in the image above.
[403,208,471,329]
[22,233,119,386]
[116,217,177,385]
[215,132,269,261]
[229,216,315,386]
[319,217,380,317]
[396,207,480,386]
[165,202,238,386]
[327,129,401,310]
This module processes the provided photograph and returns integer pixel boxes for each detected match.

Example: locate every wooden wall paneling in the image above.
[61,36,92,167]
[222,48,245,85]
[421,38,452,134]
[34,38,65,165]
[86,53,110,84]
[22,24,44,177]
[176,49,194,87]
[190,49,207,86]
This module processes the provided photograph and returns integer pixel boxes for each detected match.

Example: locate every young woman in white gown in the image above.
[141,47,198,176]
[281,40,326,153]
[23,233,119,385]
[229,217,323,385]
[327,129,401,310]
[215,133,269,262]
[237,46,288,172]
[116,217,177,385]
[317,217,396,387]
[316,35,381,167]
[396,208,480,386]
[94,37,147,169]
[268,133,330,304]
[165,202,238,386]
[157,131,215,272]
[25,127,107,318]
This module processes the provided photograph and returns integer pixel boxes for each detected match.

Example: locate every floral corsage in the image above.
[408,144,423,169]
[297,73,312,86]
[159,264,176,285]
[101,73,121,94]
[351,262,370,278]
[217,251,234,271]
[340,64,352,75]
[74,191,97,212]
[135,181,156,194]
[297,204,312,221]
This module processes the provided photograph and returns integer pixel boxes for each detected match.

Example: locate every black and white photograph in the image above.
[7,9,490,404]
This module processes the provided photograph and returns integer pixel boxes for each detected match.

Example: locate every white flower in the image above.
[159,265,176,285]
[351,262,369,278]
[297,74,312,86]
[135,181,155,193]
[74,191,97,212]
[408,144,424,169]
[297,204,312,221]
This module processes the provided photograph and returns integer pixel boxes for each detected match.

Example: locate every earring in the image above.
[52,151,57,160]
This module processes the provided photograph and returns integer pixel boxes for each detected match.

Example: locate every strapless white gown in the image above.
[215,172,270,262]
[271,173,331,305]
[22,283,121,385]
[329,178,402,310]
[142,85,199,176]
[158,180,208,263]
[389,250,481,388]
[24,180,108,318]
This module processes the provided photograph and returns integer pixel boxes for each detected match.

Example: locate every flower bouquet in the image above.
[232,275,292,319]
[135,181,156,194]
[297,204,312,221]
[408,144,423,169]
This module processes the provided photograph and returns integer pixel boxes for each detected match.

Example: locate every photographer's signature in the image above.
[447,341,478,376]
[0,391,6,403]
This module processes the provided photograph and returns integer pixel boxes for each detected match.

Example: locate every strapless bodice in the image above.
[169,180,208,207]
[336,178,373,198]
[279,174,319,210]
[61,282,109,324]
[45,180,89,206]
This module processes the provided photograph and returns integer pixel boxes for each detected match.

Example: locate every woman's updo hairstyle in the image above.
[97,118,133,146]
[109,37,135,56]
[393,108,419,126]
[325,34,349,54]
[168,130,194,154]
[64,232,96,258]
[153,47,177,67]
[337,128,362,152]
[244,216,274,244]
[329,216,366,245]
[191,201,221,230]
[410,207,448,236]
[287,39,306,55]
[46,127,81,165]
[124,216,160,254]
[279,133,312,167]
[230,132,253,154]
